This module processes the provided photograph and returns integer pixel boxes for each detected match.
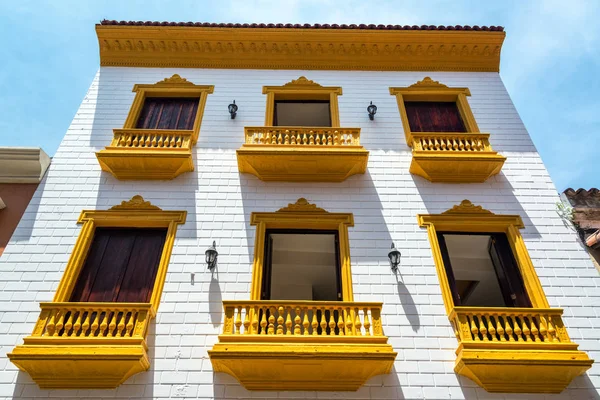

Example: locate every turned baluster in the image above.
[107,312,118,337]
[311,308,318,335]
[234,306,243,334]
[290,132,297,145]
[465,139,472,151]
[117,311,126,337]
[63,312,75,337]
[354,308,362,336]
[82,310,92,336]
[73,310,83,336]
[487,315,497,341]
[99,310,109,336]
[271,132,277,145]
[265,132,271,144]
[285,307,293,335]
[333,131,339,145]
[521,315,532,341]
[504,315,514,341]
[54,310,65,337]
[276,306,284,335]
[157,135,164,147]
[267,307,276,335]
[547,316,559,342]
[337,309,345,336]
[320,308,328,334]
[496,316,505,341]
[309,132,315,145]
[125,311,135,337]
[277,133,283,144]
[260,308,268,335]
[303,308,310,335]
[294,307,302,335]
[530,316,541,342]
[345,308,353,336]
[250,306,258,334]
[469,315,479,341]
[243,306,251,335]
[328,310,336,335]
[315,133,321,145]
[170,135,177,148]
[513,315,523,341]
[363,308,371,336]
[151,135,157,147]
[478,316,488,341]
[283,132,289,145]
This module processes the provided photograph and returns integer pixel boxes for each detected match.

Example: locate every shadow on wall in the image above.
[209,269,223,328]
[394,272,420,333]
[212,364,406,399]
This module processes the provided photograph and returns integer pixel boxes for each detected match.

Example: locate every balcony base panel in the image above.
[410,152,506,183]
[8,340,149,389]
[455,346,593,393]
[96,149,193,180]
[237,147,369,182]
[209,342,396,391]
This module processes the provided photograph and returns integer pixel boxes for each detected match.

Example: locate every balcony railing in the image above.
[209,300,396,391]
[96,128,194,180]
[408,132,506,183]
[237,127,369,182]
[8,302,154,389]
[221,300,382,337]
[447,307,592,393]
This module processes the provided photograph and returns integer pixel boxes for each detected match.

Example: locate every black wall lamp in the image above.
[367,101,377,120]
[205,241,218,270]
[388,242,401,272]
[228,100,238,119]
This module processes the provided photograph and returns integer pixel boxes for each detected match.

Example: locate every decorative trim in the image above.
[441,200,494,215]
[409,77,449,89]
[277,198,328,213]
[110,195,162,210]
[125,75,214,144]
[250,200,354,301]
[0,147,51,184]
[96,25,505,72]
[262,77,342,126]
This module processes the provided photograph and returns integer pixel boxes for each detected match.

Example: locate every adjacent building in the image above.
[1,21,598,399]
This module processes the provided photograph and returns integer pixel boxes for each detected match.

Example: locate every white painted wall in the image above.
[0,67,598,400]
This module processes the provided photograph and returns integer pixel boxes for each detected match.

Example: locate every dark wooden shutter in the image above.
[260,234,274,300]
[437,233,462,306]
[405,102,467,132]
[136,98,199,130]
[488,234,532,307]
[70,228,167,303]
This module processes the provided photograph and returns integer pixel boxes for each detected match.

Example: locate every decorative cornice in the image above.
[110,195,162,211]
[96,25,505,72]
[0,147,51,184]
[409,77,449,89]
[155,74,195,85]
[282,76,322,87]
[277,198,328,213]
[441,200,494,215]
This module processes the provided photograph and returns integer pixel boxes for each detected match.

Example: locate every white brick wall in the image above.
[1,67,599,399]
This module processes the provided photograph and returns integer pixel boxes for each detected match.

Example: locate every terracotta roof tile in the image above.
[98,20,504,32]
[563,188,600,197]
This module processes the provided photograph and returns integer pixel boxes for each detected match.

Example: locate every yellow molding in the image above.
[263,77,342,126]
[96,25,505,72]
[123,74,214,144]
[417,200,593,393]
[249,198,354,301]
[8,196,187,389]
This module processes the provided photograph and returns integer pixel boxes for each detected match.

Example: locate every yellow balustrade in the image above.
[448,307,592,393]
[209,300,396,391]
[409,132,506,183]
[237,127,369,182]
[96,128,195,180]
[9,302,154,389]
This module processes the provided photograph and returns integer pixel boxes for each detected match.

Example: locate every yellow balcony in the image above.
[450,307,593,393]
[96,129,194,180]
[8,302,154,389]
[209,300,396,391]
[410,133,506,183]
[236,127,369,182]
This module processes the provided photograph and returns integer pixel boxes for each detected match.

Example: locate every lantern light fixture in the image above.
[228,100,238,119]
[388,242,401,272]
[367,101,377,120]
[205,241,218,270]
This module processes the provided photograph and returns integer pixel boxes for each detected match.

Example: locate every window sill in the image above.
[449,306,593,393]
[208,300,396,391]
[96,129,194,180]
[236,127,368,182]
[8,302,154,389]
[409,132,505,183]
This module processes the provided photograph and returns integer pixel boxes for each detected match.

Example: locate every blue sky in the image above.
[0,0,598,191]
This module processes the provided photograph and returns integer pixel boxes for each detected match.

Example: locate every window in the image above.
[135,98,199,130]
[273,100,331,127]
[263,76,342,127]
[69,228,167,303]
[261,230,341,301]
[438,232,531,308]
[404,101,467,132]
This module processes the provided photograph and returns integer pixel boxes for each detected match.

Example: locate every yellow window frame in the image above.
[249,198,354,301]
[53,195,187,312]
[389,77,480,145]
[263,76,342,127]
[417,200,549,314]
[123,74,214,144]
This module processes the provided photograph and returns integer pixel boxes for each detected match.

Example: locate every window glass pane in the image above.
[136,98,199,130]
[274,101,331,127]
[404,101,467,132]
[267,233,339,301]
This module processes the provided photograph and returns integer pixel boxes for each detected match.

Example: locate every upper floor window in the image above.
[135,98,199,130]
[263,76,342,127]
[404,101,467,133]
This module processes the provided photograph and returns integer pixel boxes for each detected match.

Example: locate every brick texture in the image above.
[0,68,598,399]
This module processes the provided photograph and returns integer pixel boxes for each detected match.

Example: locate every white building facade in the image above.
[0,21,598,399]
